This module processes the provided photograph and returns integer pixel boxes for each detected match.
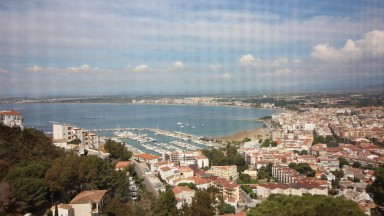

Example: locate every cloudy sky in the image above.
[0,0,383,96]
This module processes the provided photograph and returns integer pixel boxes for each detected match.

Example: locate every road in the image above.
[133,160,160,198]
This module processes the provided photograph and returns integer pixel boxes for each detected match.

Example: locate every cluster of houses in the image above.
[132,151,241,210]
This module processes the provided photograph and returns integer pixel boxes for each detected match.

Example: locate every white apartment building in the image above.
[257,183,328,199]
[209,165,239,181]
[52,123,99,152]
[163,151,209,169]
[0,110,23,129]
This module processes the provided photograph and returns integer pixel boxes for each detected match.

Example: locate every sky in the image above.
[0,0,383,96]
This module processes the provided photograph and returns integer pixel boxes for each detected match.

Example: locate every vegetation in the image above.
[238,173,258,184]
[0,125,131,215]
[152,186,178,216]
[105,139,133,161]
[67,138,81,144]
[241,185,257,199]
[202,143,248,172]
[261,139,277,148]
[312,135,334,145]
[367,164,384,215]
[257,163,273,181]
[219,203,236,214]
[331,169,344,188]
[288,163,315,177]
[352,161,362,168]
[247,194,366,216]
[338,157,350,168]
[178,182,198,191]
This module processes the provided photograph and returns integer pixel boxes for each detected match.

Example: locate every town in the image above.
[1,93,383,216]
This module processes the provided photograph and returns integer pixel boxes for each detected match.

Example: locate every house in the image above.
[172,186,195,209]
[69,190,107,216]
[209,165,239,181]
[133,153,162,166]
[0,110,23,129]
[115,160,134,171]
[50,204,75,216]
[173,176,210,190]
[51,190,107,216]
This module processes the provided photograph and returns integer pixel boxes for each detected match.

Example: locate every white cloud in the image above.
[222,73,231,79]
[311,29,384,61]
[239,54,257,64]
[209,63,223,71]
[68,64,93,73]
[272,58,289,64]
[293,59,302,64]
[238,55,300,66]
[134,64,150,72]
[172,61,185,70]
[26,65,43,72]
[275,68,292,75]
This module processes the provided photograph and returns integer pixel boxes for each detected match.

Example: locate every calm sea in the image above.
[0,103,277,137]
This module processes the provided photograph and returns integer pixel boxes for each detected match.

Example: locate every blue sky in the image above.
[0,0,383,96]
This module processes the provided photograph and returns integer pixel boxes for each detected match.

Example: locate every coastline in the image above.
[217,127,271,142]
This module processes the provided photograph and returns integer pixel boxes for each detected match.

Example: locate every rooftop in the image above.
[70,190,107,204]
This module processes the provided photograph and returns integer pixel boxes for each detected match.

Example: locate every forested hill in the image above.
[0,124,130,215]
[0,125,64,180]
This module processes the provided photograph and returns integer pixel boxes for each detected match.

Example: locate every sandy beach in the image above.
[217,127,271,142]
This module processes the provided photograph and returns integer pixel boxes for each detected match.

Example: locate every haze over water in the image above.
[0,103,277,137]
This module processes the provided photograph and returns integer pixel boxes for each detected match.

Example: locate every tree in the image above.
[338,157,349,169]
[352,161,362,168]
[4,163,51,212]
[152,187,177,216]
[45,154,81,200]
[178,183,198,191]
[367,165,384,215]
[298,150,308,155]
[104,139,133,161]
[239,173,251,183]
[0,182,15,214]
[289,163,315,177]
[190,190,218,216]
[332,169,344,180]
[219,203,235,214]
[248,194,366,216]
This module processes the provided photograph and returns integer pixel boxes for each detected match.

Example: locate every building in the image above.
[0,110,23,129]
[163,151,209,169]
[52,123,99,153]
[50,204,75,216]
[272,166,301,183]
[51,190,107,216]
[115,160,134,171]
[133,153,162,165]
[209,165,239,181]
[206,176,240,202]
[172,186,195,209]
[257,183,328,199]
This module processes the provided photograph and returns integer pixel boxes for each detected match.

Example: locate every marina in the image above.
[101,127,214,156]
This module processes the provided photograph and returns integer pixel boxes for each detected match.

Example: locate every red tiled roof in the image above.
[115,161,133,169]
[172,186,194,195]
[134,153,161,160]
[0,110,21,116]
[160,166,172,172]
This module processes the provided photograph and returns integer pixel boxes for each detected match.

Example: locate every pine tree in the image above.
[152,187,177,216]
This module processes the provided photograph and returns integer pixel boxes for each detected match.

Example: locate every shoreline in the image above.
[216,127,271,142]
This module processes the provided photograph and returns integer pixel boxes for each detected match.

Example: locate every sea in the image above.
[0,103,277,138]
